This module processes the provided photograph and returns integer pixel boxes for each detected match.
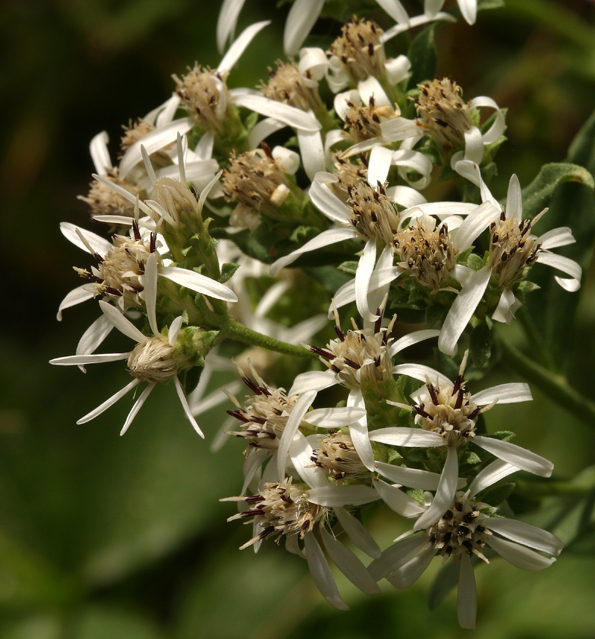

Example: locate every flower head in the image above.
[312,431,369,480]
[260,60,324,113]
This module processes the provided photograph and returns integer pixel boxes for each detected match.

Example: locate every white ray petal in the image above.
[491,288,522,324]
[284,0,325,56]
[506,174,523,220]
[288,370,336,396]
[369,427,444,448]
[305,407,367,427]
[50,352,130,366]
[376,0,409,23]
[320,527,380,595]
[248,117,287,149]
[289,430,327,488]
[368,145,394,187]
[487,535,556,571]
[232,94,321,132]
[306,484,380,507]
[90,131,112,174]
[414,447,459,530]
[472,436,553,477]
[99,300,148,344]
[357,76,390,107]
[386,185,427,209]
[457,554,477,629]
[375,462,452,490]
[335,507,381,559]
[120,118,194,179]
[57,285,95,320]
[487,518,563,556]
[218,20,270,74]
[452,201,500,251]
[331,267,400,314]
[77,378,141,424]
[368,534,426,581]
[355,240,378,323]
[174,377,204,438]
[471,383,532,405]
[216,0,246,53]
[270,227,359,275]
[297,130,325,180]
[195,131,215,161]
[347,388,375,472]
[384,54,411,84]
[168,316,184,347]
[380,117,420,142]
[387,546,436,588]
[277,391,316,480]
[424,0,444,18]
[381,11,455,43]
[309,174,351,224]
[60,222,112,257]
[143,252,159,336]
[536,252,581,291]
[373,479,426,518]
[303,532,349,610]
[470,96,506,145]
[438,265,491,356]
[76,315,114,366]
[539,226,575,250]
[120,383,155,435]
[389,329,440,357]
[468,459,518,497]
[159,267,238,302]
[392,363,453,388]
[155,95,181,127]
[241,448,270,496]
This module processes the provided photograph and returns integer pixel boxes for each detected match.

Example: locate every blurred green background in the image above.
[2,0,595,637]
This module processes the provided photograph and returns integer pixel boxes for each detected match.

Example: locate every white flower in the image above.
[369,458,563,628]
[438,168,582,356]
[369,353,553,531]
[425,0,478,26]
[50,254,228,436]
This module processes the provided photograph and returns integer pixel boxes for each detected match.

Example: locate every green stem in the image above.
[499,336,595,427]
[221,318,317,359]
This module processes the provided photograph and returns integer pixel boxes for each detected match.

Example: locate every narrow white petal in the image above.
[232,94,321,132]
[473,435,553,477]
[270,227,359,275]
[470,96,506,146]
[154,95,181,127]
[376,0,409,23]
[373,479,426,518]
[174,377,204,438]
[355,240,378,323]
[306,485,379,507]
[309,174,351,223]
[369,427,444,448]
[144,252,159,336]
[387,546,436,588]
[120,383,155,435]
[277,391,316,480]
[248,117,287,149]
[506,174,523,220]
[217,20,270,74]
[289,430,328,488]
[216,0,245,52]
[389,329,440,357]
[392,363,453,388]
[331,267,400,314]
[320,527,380,595]
[452,202,501,251]
[487,535,556,571]
[392,149,432,190]
[404,201,478,220]
[368,145,394,187]
[335,507,381,559]
[303,532,349,611]
[77,315,114,360]
[241,448,269,495]
[283,314,328,344]
[298,46,329,81]
[120,118,193,179]
[195,131,215,161]
[381,12,455,43]
[284,0,325,56]
[414,447,459,530]
[375,462,445,490]
[384,54,412,85]
[468,459,518,497]
[438,265,491,356]
[60,222,112,257]
[536,252,581,291]
[386,185,427,209]
[192,380,242,416]
[457,554,477,629]
[288,370,336,396]
[539,226,575,250]
[90,131,112,174]
[380,117,420,142]
[471,383,532,405]
[424,0,445,18]
[168,316,184,347]
[159,267,238,302]
[50,352,130,366]
[347,387,376,472]
[297,130,325,180]
[77,378,141,424]
[461,125,484,164]
[254,280,290,319]
[357,76,390,107]
[368,534,426,581]
[99,300,148,344]
[57,285,95,320]
[487,518,563,556]
[491,288,522,324]
[305,407,367,427]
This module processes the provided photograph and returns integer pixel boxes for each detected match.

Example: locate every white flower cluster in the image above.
[51,0,582,630]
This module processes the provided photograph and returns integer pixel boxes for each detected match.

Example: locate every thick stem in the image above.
[221,318,317,359]
[499,336,595,427]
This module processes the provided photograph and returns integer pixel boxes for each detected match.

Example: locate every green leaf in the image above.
[219,262,240,284]
[478,482,516,508]
[337,261,358,276]
[407,23,439,88]
[469,321,493,368]
[466,253,486,271]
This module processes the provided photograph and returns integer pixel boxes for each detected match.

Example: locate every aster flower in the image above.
[51,258,212,436]
[369,458,563,628]
[438,167,581,356]
[369,352,553,531]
